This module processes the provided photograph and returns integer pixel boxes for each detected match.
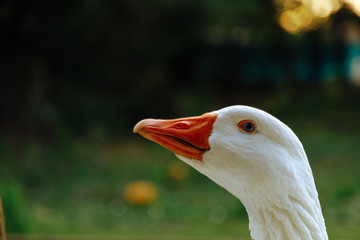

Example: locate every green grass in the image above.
[20,140,250,237]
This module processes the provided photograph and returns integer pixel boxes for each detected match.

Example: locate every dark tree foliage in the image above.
[0,0,358,145]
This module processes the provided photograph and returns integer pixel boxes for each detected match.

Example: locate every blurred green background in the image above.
[1,0,360,239]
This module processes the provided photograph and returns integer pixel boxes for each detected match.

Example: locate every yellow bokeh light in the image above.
[279,6,313,33]
[344,0,360,16]
[276,0,360,34]
[311,0,341,18]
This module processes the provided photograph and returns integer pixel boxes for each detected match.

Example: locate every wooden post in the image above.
[0,197,6,240]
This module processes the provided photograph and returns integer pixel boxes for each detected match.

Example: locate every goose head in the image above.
[134,105,328,240]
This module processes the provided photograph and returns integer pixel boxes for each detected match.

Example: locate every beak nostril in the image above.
[172,122,190,129]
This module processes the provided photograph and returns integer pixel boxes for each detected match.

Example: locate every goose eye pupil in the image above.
[244,122,254,132]
[238,120,256,133]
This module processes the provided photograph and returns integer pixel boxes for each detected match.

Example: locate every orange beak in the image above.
[133,113,218,160]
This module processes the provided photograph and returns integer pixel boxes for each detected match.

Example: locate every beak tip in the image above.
[133,121,142,134]
[133,119,152,134]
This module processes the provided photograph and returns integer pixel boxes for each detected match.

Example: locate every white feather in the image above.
[177,105,328,240]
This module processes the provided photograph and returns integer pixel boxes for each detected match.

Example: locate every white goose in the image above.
[133,105,328,240]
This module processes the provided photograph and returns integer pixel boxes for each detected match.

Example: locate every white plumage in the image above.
[134,105,328,240]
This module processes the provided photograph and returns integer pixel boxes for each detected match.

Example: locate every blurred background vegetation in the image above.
[1,0,360,239]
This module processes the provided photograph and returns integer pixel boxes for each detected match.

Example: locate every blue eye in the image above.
[238,120,256,133]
